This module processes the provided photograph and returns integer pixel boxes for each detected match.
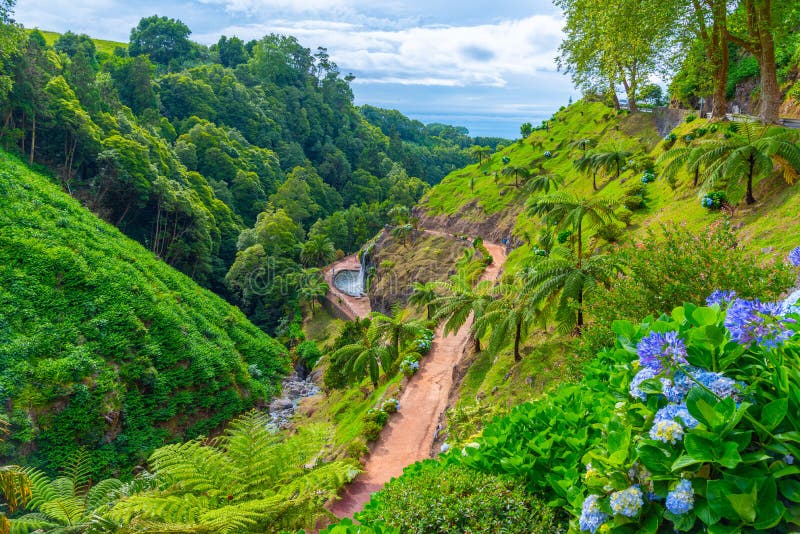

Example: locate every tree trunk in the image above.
[609,81,620,111]
[29,115,36,166]
[622,77,638,113]
[592,170,598,191]
[473,336,481,352]
[746,157,756,204]
[756,3,780,123]
[694,167,699,187]
[576,289,584,330]
[703,0,729,120]
[513,320,522,362]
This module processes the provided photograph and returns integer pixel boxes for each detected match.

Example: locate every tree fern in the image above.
[105,415,356,533]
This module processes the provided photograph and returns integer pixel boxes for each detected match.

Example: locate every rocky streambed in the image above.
[268,364,321,429]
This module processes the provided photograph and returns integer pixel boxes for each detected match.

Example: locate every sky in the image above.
[14,0,579,138]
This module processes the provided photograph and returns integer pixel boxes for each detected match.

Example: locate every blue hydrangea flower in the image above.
[724,298,795,348]
[630,367,659,400]
[706,289,737,307]
[666,479,694,515]
[783,289,800,315]
[579,494,608,533]
[660,368,700,402]
[789,246,800,267]
[694,371,739,399]
[609,485,644,518]
[637,331,688,372]
[650,419,685,444]
[654,404,699,430]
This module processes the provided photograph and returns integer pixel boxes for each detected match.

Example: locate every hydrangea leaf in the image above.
[761,398,788,432]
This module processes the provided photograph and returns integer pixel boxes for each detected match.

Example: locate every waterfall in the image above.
[355,249,367,295]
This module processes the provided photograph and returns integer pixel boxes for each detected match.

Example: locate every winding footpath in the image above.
[329,232,508,518]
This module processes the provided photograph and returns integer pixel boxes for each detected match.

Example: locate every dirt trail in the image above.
[329,235,507,518]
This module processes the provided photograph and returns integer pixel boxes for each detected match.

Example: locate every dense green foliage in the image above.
[0,151,287,476]
[0,10,503,333]
[356,461,559,533]
[581,223,797,356]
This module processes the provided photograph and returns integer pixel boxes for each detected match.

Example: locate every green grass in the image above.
[303,307,343,348]
[27,29,127,55]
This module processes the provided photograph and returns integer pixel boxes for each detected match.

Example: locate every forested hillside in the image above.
[0,150,287,477]
[0,16,505,334]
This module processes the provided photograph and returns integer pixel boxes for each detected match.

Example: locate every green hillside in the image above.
[0,151,288,477]
[420,100,800,275]
[28,29,127,55]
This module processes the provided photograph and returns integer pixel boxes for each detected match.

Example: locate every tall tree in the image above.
[682,123,800,204]
[474,278,544,362]
[409,281,439,320]
[129,15,192,67]
[523,246,623,332]
[591,147,634,182]
[300,234,336,267]
[527,192,618,269]
[723,0,796,123]
[555,0,678,112]
[501,163,532,188]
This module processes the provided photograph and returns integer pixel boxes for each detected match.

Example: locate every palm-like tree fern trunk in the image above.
[513,319,522,362]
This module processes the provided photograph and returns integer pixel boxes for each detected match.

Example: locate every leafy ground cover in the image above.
[0,151,287,477]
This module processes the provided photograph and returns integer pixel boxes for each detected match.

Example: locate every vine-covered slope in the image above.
[0,151,288,477]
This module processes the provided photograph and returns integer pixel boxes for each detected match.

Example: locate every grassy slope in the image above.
[419,100,800,443]
[0,151,287,476]
[29,29,127,55]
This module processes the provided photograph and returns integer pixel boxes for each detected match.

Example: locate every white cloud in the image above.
[197,15,564,88]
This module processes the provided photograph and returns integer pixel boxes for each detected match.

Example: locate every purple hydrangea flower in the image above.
[637,331,688,372]
[579,494,608,533]
[630,367,659,400]
[666,479,694,515]
[724,298,795,348]
[706,289,737,308]
[789,246,800,267]
[654,404,699,429]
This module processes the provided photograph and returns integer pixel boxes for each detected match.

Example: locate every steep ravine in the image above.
[329,237,508,519]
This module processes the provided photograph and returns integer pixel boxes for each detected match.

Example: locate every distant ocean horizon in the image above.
[402,111,551,140]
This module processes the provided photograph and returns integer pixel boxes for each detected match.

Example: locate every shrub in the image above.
[316,518,400,534]
[695,127,707,137]
[664,133,678,146]
[685,114,697,123]
[544,150,553,158]
[296,340,322,368]
[399,355,420,378]
[615,207,634,225]
[357,462,560,533]
[597,222,626,243]
[641,170,656,184]
[580,223,796,357]
[701,191,727,210]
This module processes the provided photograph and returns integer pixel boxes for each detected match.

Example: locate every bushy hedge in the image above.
[0,154,288,477]
[356,461,559,533]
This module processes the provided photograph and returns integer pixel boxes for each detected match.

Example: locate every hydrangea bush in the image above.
[640,170,656,184]
[701,191,727,210]
[452,249,800,534]
[577,288,799,533]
